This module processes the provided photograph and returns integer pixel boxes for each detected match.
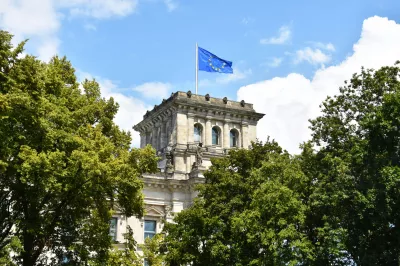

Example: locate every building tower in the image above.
[110,91,264,247]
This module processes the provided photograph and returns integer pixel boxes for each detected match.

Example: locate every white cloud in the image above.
[164,0,178,12]
[294,47,331,65]
[216,68,252,84]
[0,0,60,38]
[0,0,177,60]
[58,0,138,19]
[199,67,252,87]
[263,57,283,68]
[36,37,61,61]
[0,0,139,61]
[0,0,60,60]
[133,82,172,100]
[313,42,335,51]
[0,0,145,61]
[238,16,400,154]
[260,25,291,45]
[79,72,150,147]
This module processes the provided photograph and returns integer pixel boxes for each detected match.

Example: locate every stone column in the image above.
[187,114,195,143]
[152,124,158,150]
[176,113,188,145]
[186,154,192,173]
[146,130,151,146]
[205,118,212,146]
[140,132,146,148]
[157,126,162,151]
[223,121,230,149]
[170,113,177,145]
[241,122,249,149]
[160,121,167,150]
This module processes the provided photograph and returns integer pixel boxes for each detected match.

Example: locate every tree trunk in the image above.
[22,231,35,266]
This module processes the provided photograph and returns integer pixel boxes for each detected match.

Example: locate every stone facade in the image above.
[111,91,264,247]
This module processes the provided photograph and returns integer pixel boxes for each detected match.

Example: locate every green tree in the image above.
[163,140,316,265]
[0,31,158,265]
[105,226,142,266]
[162,63,400,265]
[140,233,165,266]
[309,63,400,265]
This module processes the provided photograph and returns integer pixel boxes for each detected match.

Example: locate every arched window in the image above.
[212,126,220,145]
[230,129,239,147]
[194,124,202,143]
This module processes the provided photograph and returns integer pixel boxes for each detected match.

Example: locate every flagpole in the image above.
[195,42,198,95]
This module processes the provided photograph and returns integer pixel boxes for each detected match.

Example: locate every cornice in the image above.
[133,91,265,133]
[141,172,205,191]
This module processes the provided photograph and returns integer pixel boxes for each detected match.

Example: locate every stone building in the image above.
[109,91,264,248]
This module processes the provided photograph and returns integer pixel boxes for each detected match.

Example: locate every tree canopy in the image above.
[308,63,400,265]
[0,31,158,265]
[163,140,317,265]
[162,62,400,265]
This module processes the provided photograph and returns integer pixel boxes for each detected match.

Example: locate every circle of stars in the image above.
[208,56,226,72]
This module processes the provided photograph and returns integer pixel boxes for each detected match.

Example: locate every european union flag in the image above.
[198,47,233,74]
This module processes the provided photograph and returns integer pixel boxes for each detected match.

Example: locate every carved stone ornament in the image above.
[205,94,210,101]
[164,205,173,218]
[223,97,228,104]
[195,142,203,166]
[240,100,245,107]
[187,90,192,98]
[191,162,198,171]
[164,144,174,174]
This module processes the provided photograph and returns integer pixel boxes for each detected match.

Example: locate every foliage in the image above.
[308,63,400,265]
[162,62,400,265]
[0,31,158,265]
[103,226,142,266]
[163,140,317,265]
[0,237,22,266]
[140,233,165,266]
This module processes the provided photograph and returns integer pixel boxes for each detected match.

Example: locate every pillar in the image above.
[187,114,195,143]
[160,121,167,150]
[223,121,230,149]
[152,124,158,150]
[140,132,146,148]
[205,118,212,146]
[176,113,188,145]
[241,122,249,149]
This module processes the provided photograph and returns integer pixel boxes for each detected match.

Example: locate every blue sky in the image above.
[54,0,398,99]
[2,0,400,152]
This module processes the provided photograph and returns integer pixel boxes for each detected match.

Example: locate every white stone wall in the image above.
[111,178,194,246]
[248,124,257,145]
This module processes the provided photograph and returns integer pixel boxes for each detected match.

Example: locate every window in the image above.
[144,220,156,239]
[212,126,220,145]
[109,217,117,241]
[144,259,149,266]
[194,124,202,143]
[230,129,238,147]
